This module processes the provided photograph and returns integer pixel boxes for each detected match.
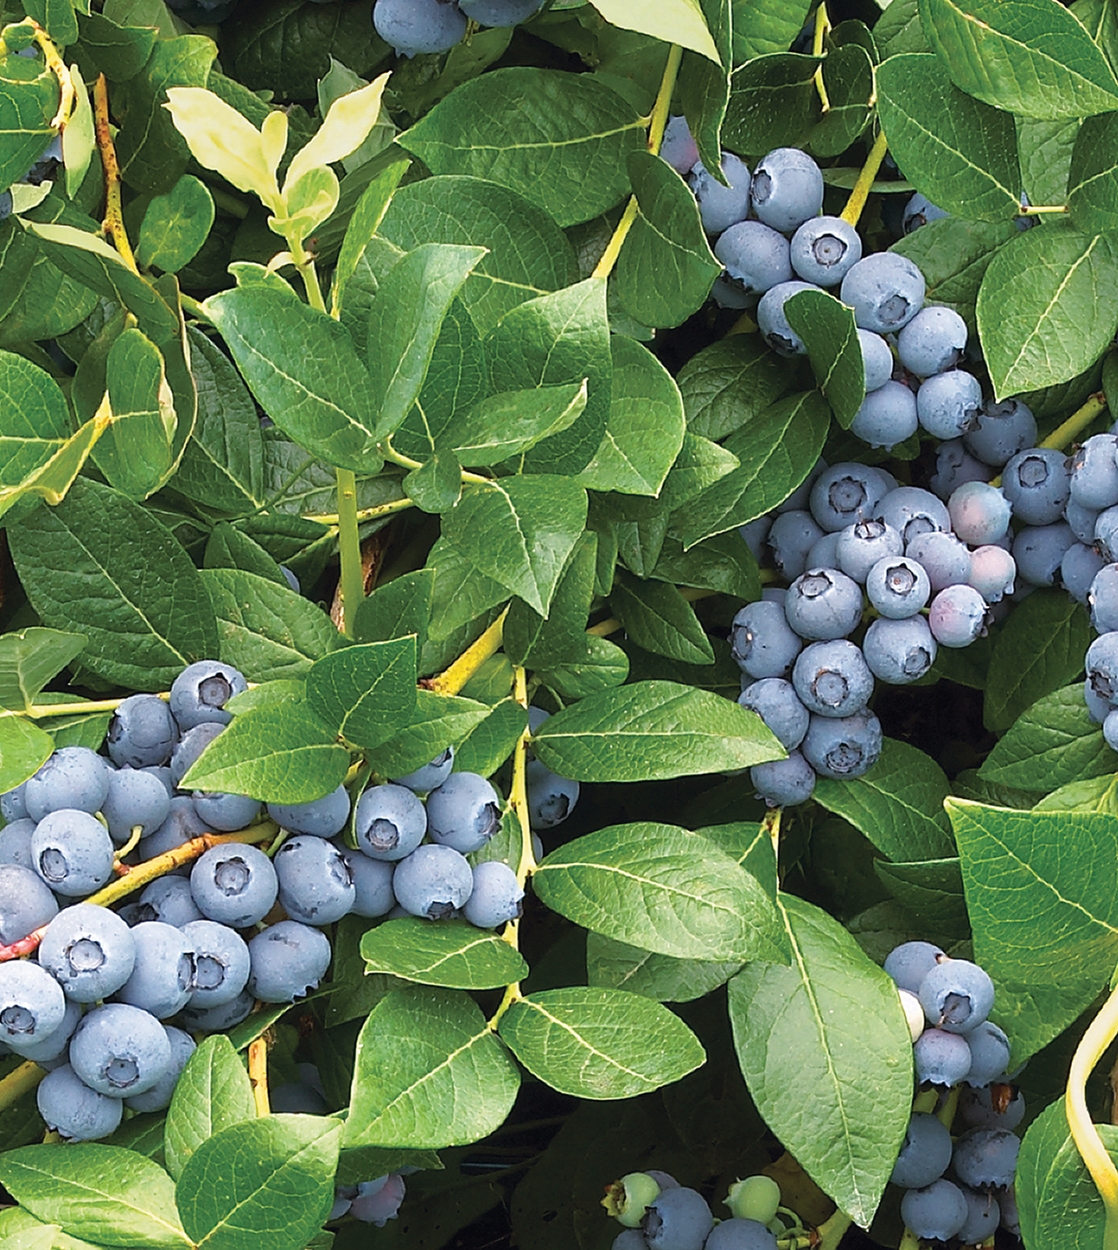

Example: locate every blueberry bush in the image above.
[0,0,1117,1246]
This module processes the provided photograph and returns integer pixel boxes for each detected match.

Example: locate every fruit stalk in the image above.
[840,129,889,230]
[1067,981,1118,1250]
[248,1035,271,1116]
[0,1061,46,1115]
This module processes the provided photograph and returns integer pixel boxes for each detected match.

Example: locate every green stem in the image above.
[815,1210,852,1250]
[179,292,212,323]
[0,1061,45,1113]
[1067,982,1118,1250]
[812,3,831,111]
[1019,203,1069,215]
[303,495,416,527]
[1041,391,1108,452]
[899,1230,921,1250]
[380,439,424,472]
[429,607,509,696]
[937,1083,961,1131]
[335,468,364,636]
[840,129,889,229]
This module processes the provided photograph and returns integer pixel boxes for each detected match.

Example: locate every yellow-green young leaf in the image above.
[163,86,281,210]
[0,628,85,714]
[285,72,389,189]
[63,63,95,198]
[360,918,528,989]
[0,416,108,520]
[588,0,720,63]
[164,1035,256,1182]
[0,712,53,795]
[270,164,339,247]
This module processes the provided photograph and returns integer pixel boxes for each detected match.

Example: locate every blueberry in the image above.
[1001,1185,1021,1236]
[0,782,28,823]
[810,463,895,533]
[343,850,397,918]
[1002,447,1071,525]
[777,457,828,514]
[914,1027,973,1085]
[731,600,803,679]
[750,751,816,807]
[962,546,1014,606]
[69,1002,171,1097]
[952,1128,1020,1189]
[373,0,467,55]
[180,919,250,1007]
[862,616,937,685]
[179,988,255,1033]
[840,252,925,332]
[750,148,823,234]
[170,722,225,788]
[190,843,278,927]
[905,531,971,593]
[738,678,810,750]
[756,280,817,355]
[1089,562,1118,628]
[800,709,881,779]
[947,482,1010,547]
[641,1185,714,1250]
[0,190,11,222]
[956,1186,1001,1242]
[1105,709,1118,751]
[928,584,987,648]
[689,154,752,234]
[613,1232,648,1250]
[918,957,995,1033]
[192,791,261,832]
[884,941,945,993]
[902,193,950,232]
[102,768,172,845]
[836,519,904,583]
[789,216,863,287]
[114,920,195,1019]
[354,783,428,861]
[704,1218,777,1249]
[1087,632,1118,707]
[714,221,792,295]
[739,516,771,562]
[392,749,455,795]
[0,959,66,1052]
[896,305,967,376]
[37,1064,122,1141]
[959,1085,1025,1132]
[247,920,332,1003]
[106,695,178,770]
[462,860,524,928]
[660,115,699,177]
[1012,522,1076,587]
[137,875,204,927]
[526,760,579,829]
[899,1179,969,1241]
[125,1025,196,1113]
[930,438,991,500]
[865,556,931,619]
[39,903,136,1003]
[169,660,247,732]
[805,530,841,571]
[784,568,864,641]
[457,0,542,26]
[392,844,474,920]
[858,330,894,392]
[0,819,36,870]
[878,486,951,546]
[1097,505,1118,562]
[965,399,1038,468]
[916,369,983,440]
[850,380,918,450]
[271,1080,329,1115]
[0,862,59,943]
[1069,433,1118,509]
[965,1020,1011,1087]
[275,834,355,925]
[31,809,115,897]
[792,640,874,717]
[24,748,110,823]
[142,795,208,868]
[890,1112,953,1189]
[350,1172,407,1225]
[768,510,824,580]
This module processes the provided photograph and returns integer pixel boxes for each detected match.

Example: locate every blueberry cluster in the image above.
[604,1168,798,1250]
[0,662,577,1144]
[372,0,543,58]
[885,941,1022,1243]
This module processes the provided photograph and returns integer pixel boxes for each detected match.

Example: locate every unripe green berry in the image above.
[725,1174,781,1224]
[602,1172,661,1227]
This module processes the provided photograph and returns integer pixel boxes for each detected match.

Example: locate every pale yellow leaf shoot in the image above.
[284,72,390,191]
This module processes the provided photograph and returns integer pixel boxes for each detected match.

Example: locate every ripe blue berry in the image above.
[181,919,250,1008]
[689,154,752,234]
[463,860,524,928]
[1002,447,1071,525]
[810,463,895,532]
[31,809,115,897]
[714,221,792,295]
[393,844,474,920]
[39,903,136,1003]
[960,1085,1025,1132]
[70,1002,171,1097]
[792,640,874,717]
[129,879,204,935]
[427,773,502,854]
[738,678,810,750]
[768,510,824,580]
[192,791,261,832]
[24,748,110,823]
[914,1027,973,1085]
[0,782,28,823]
[37,1064,122,1141]
[1087,632,1118,707]
[731,600,803,679]
[789,215,862,286]
[704,1218,778,1249]
[918,957,995,1033]
[458,0,542,24]
[170,723,224,787]
[757,280,816,355]
[750,751,817,807]
[965,398,1038,467]
[885,941,945,993]
[916,369,982,440]
[170,661,247,731]
[355,783,428,861]
[180,989,254,1033]
[902,193,949,232]
[1066,496,1101,543]
[641,1186,714,1250]
[526,759,579,828]
[750,148,823,234]
[836,519,904,583]
[190,843,278,927]
[929,584,987,648]
[1067,545,1107,608]
[896,305,967,376]
[930,438,990,499]
[247,920,332,1002]
[862,616,937,685]
[801,709,882,779]
[0,862,58,943]
[106,694,178,768]
[373,0,467,56]
[890,1113,953,1189]
[784,568,864,641]
[906,532,971,593]
[850,381,918,451]
[948,482,1011,546]
[125,1025,196,1113]
[392,748,455,795]
[102,768,171,845]
[952,1128,1020,1189]
[1069,433,1118,509]
[865,556,931,619]
[968,545,1017,604]
[343,850,397,918]
[899,1179,969,1241]
[115,920,195,1019]
[0,959,66,1052]
[267,785,351,837]
[1012,522,1076,587]
[1089,563,1118,630]
[0,819,35,870]
[878,486,951,545]
[275,835,355,925]
[660,116,699,177]
[806,531,840,571]
[965,1021,1011,1086]
[858,329,894,392]
[840,252,925,332]
[956,1187,1001,1243]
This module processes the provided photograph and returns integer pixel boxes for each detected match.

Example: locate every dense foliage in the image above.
[2,0,1118,1247]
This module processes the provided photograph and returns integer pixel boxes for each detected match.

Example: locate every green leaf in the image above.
[723,53,821,152]
[0,52,59,190]
[537,633,630,700]
[399,68,645,228]
[812,738,956,862]
[498,987,706,1099]
[375,175,578,335]
[0,628,85,713]
[874,857,969,933]
[504,532,597,670]
[532,679,785,781]
[576,335,685,496]
[405,450,462,513]
[533,821,786,962]
[615,151,720,329]
[676,335,796,443]
[77,9,159,82]
[784,288,864,428]
[588,0,720,62]
[650,533,760,601]
[205,278,382,473]
[360,917,528,989]
[984,589,1092,732]
[1033,772,1118,814]
[1021,115,1081,211]
[451,698,526,780]
[979,683,1111,790]
[352,569,433,651]
[202,567,343,681]
[164,1034,257,1182]
[346,985,520,1148]
[305,638,417,751]
[449,383,588,467]
[0,712,54,795]
[0,1144,190,1249]
[675,391,831,548]
[486,278,612,476]
[362,689,492,778]
[441,476,587,617]
[180,703,349,804]
[205,524,287,587]
[948,797,1118,1060]
[8,478,219,691]
[679,0,732,174]
[330,155,409,320]
[586,932,741,1002]
[977,222,1118,399]
[731,0,813,62]
[1068,111,1118,234]
[808,42,875,158]
[729,896,912,1228]
[136,175,214,273]
[177,1115,342,1250]
[367,243,486,440]
[920,0,1118,119]
[39,693,113,753]
[875,54,1021,222]
[609,571,715,665]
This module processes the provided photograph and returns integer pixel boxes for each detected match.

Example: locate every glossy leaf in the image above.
[305,638,417,750]
[362,690,492,778]
[360,918,528,989]
[978,684,1111,791]
[136,175,215,273]
[164,1035,257,1182]
[588,0,720,62]
[724,53,821,153]
[586,932,742,1003]
[676,335,795,443]
[0,710,54,795]
[1068,110,1118,234]
[608,571,715,665]
[0,628,85,714]
[785,288,864,428]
